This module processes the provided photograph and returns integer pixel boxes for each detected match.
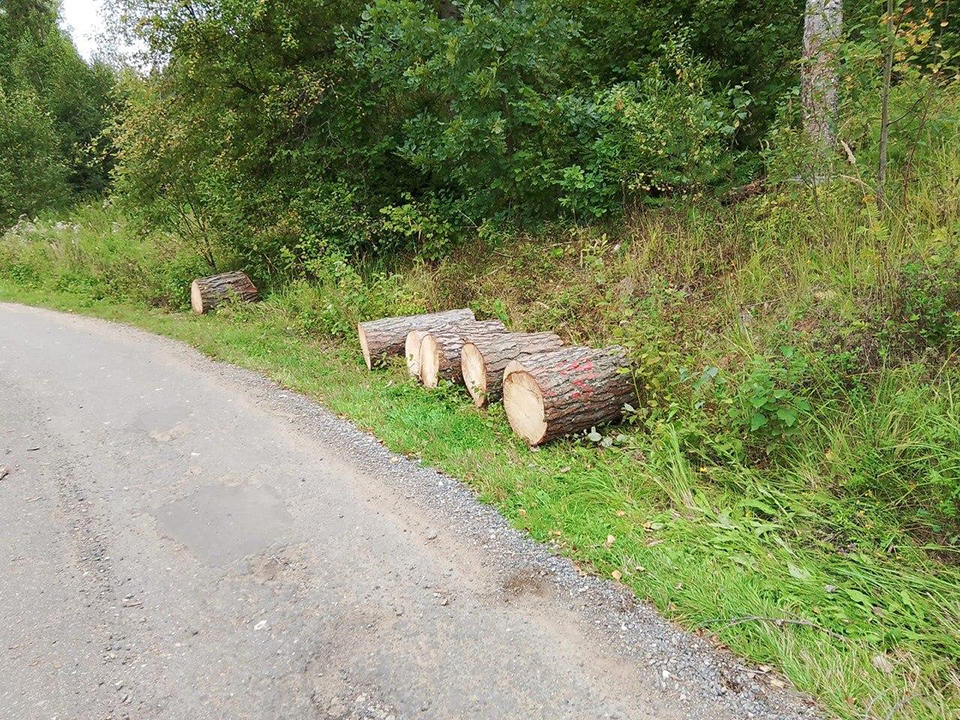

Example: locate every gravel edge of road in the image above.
[14,304,825,720]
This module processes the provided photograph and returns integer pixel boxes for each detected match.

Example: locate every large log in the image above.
[190,271,259,314]
[461,332,564,407]
[419,321,508,388]
[503,346,636,446]
[357,308,475,370]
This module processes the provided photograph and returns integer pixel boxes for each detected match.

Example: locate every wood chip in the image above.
[0,465,8,481]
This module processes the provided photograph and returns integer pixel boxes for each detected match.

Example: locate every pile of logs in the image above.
[186,271,636,446]
[356,308,636,447]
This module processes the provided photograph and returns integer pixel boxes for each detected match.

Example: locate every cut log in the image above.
[503,346,636,446]
[357,308,475,370]
[461,332,564,407]
[419,321,508,388]
[405,317,502,379]
[190,271,259,314]
[405,329,427,378]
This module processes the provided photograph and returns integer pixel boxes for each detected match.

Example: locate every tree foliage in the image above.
[105,0,794,265]
[67,0,960,266]
[0,0,116,225]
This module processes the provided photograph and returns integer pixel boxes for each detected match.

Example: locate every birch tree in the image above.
[802,0,843,149]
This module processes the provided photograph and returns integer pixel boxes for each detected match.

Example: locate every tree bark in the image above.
[461,332,564,407]
[418,321,508,388]
[878,0,897,202]
[503,346,636,446]
[357,308,475,370]
[802,0,842,150]
[190,271,259,314]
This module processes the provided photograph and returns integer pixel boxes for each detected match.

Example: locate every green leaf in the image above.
[750,412,768,431]
[741,499,778,517]
[787,562,812,582]
[776,407,797,426]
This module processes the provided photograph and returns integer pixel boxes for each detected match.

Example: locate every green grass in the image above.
[2,277,957,720]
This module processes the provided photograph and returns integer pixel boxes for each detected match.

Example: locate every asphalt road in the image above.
[0,303,819,720]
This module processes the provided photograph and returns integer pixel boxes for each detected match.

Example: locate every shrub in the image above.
[728,347,813,455]
[0,88,69,226]
[881,248,960,357]
[557,37,752,216]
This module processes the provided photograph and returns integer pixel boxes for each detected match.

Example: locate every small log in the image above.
[461,332,564,407]
[503,346,636,446]
[419,321,508,388]
[190,271,259,314]
[357,308,475,370]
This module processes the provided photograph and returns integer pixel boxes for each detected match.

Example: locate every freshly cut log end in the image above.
[190,271,259,314]
[419,334,441,387]
[405,330,425,378]
[358,324,372,370]
[502,369,548,444]
[503,346,636,446]
[461,331,564,407]
[461,342,487,403]
[419,320,508,388]
[357,308,475,370]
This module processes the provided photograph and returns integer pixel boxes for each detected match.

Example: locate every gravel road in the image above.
[0,303,823,720]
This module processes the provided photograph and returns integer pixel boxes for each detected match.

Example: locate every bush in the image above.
[0,88,69,226]
[881,248,960,357]
[557,38,752,216]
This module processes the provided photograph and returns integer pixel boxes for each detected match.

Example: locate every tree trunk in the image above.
[503,346,636,446]
[461,332,564,407]
[418,321,508,388]
[802,0,842,150]
[878,0,897,202]
[358,308,475,370]
[190,271,259,314]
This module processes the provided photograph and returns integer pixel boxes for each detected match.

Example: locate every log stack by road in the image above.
[356,308,636,446]
[183,276,635,445]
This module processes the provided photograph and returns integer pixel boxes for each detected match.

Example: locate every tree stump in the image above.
[190,271,259,314]
[503,346,636,446]
[418,321,508,388]
[357,308,475,370]
[461,332,563,407]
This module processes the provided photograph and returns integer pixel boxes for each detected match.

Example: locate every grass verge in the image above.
[2,280,956,720]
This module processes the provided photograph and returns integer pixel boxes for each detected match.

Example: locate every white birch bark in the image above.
[802,0,842,148]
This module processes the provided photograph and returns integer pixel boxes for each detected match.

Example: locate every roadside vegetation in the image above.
[2,0,960,718]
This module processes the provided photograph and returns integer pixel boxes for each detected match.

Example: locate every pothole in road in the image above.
[152,483,293,566]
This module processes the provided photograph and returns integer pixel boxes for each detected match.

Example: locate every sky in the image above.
[60,0,106,60]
